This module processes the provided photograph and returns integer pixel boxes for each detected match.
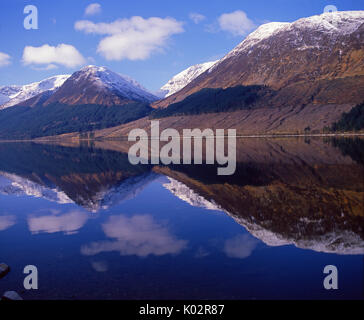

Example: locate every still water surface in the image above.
[0,138,363,299]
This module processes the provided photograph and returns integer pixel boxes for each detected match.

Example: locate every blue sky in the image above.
[0,0,363,91]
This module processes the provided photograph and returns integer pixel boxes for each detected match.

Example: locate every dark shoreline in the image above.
[0,132,363,143]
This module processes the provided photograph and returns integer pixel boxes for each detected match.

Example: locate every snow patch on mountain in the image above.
[0,94,9,105]
[0,74,70,109]
[158,61,218,98]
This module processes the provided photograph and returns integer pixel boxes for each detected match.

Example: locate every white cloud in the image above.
[85,3,101,16]
[75,16,184,61]
[218,10,256,36]
[189,12,206,24]
[22,44,86,68]
[32,64,58,71]
[0,52,11,67]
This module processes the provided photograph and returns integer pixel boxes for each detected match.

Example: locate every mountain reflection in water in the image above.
[0,137,363,299]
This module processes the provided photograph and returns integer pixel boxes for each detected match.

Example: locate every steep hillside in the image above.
[155,11,364,109]
[0,102,152,139]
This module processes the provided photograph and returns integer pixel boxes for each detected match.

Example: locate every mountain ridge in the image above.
[154,11,364,109]
[0,75,70,110]
[0,11,363,139]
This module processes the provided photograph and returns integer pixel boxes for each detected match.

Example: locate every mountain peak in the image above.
[211,10,364,71]
[60,65,158,105]
[250,11,364,40]
[82,64,100,69]
[158,61,218,98]
[79,65,108,73]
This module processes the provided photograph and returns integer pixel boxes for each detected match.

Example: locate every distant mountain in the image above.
[157,61,218,98]
[0,75,70,110]
[155,11,364,109]
[0,65,160,139]
[43,65,158,106]
[37,12,364,137]
[17,65,158,107]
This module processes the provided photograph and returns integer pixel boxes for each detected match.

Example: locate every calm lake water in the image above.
[0,137,363,300]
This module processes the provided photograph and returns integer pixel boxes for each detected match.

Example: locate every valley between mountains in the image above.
[1,11,364,140]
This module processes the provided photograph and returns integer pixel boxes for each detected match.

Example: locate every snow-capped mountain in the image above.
[0,75,70,109]
[158,61,218,98]
[210,10,364,72]
[42,65,158,106]
[76,65,158,102]
[0,65,159,138]
[0,65,159,108]
[155,10,364,108]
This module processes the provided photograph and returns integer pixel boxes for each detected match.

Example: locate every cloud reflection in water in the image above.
[81,214,188,258]
[0,215,16,231]
[224,234,259,259]
[27,210,89,235]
